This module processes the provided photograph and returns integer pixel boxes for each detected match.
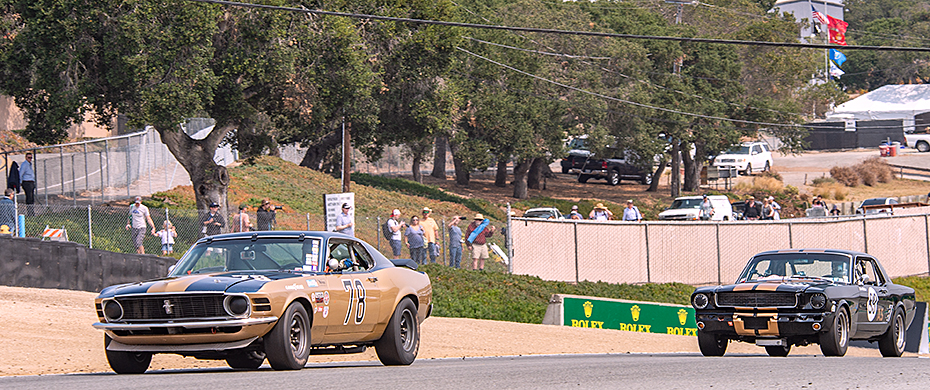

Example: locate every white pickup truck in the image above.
[904,132,930,152]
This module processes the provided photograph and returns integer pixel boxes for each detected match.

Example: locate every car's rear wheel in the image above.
[640,174,652,185]
[744,163,752,176]
[697,330,727,356]
[104,334,152,374]
[878,307,906,357]
[578,174,590,183]
[561,166,570,174]
[763,161,770,172]
[375,298,420,365]
[918,141,930,153]
[764,344,791,357]
[607,170,620,186]
[819,307,849,357]
[226,350,266,370]
[265,302,310,370]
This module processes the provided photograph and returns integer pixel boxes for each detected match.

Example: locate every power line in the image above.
[183,0,930,52]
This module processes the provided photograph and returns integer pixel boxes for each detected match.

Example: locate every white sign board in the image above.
[324,193,354,232]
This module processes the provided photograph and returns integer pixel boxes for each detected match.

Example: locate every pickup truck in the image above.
[904,132,930,152]
[567,152,652,185]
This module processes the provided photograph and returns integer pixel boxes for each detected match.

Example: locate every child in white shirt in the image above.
[154,221,177,256]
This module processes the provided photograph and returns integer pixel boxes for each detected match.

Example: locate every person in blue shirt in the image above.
[335,203,354,236]
[19,152,36,213]
[0,188,16,235]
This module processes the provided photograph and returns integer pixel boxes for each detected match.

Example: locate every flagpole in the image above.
[824,0,829,82]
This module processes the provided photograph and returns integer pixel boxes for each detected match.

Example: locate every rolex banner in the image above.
[555,295,697,336]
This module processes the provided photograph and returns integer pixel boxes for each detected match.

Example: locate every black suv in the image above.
[567,149,652,185]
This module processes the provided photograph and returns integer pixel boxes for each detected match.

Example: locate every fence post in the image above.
[788,222,793,248]
[306,213,310,231]
[59,146,65,200]
[573,221,579,284]
[644,223,651,283]
[506,203,513,274]
[105,140,111,197]
[99,151,104,200]
[71,154,76,207]
[83,143,88,200]
[88,205,93,249]
[126,137,132,197]
[925,215,930,275]
[715,223,721,285]
[863,218,868,253]
[440,219,446,266]
[377,216,381,251]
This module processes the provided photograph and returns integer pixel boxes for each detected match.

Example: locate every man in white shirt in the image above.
[387,209,405,259]
[125,196,155,254]
[621,200,642,222]
[335,203,354,236]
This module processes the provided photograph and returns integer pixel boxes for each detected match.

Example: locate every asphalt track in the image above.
[3,353,929,389]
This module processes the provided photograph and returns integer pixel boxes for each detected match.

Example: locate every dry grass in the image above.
[812,183,848,200]
[830,166,859,187]
[831,157,894,187]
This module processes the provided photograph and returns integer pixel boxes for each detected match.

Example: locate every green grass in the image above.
[421,264,694,323]
[894,276,930,302]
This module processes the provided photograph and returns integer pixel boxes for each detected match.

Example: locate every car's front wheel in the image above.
[226,350,266,370]
[878,307,906,357]
[375,298,420,365]
[819,307,849,357]
[578,174,590,183]
[104,334,152,374]
[697,330,727,356]
[265,302,311,370]
[918,141,930,153]
[764,344,791,357]
[607,170,620,186]
[744,163,752,176]
[640,173,652,185]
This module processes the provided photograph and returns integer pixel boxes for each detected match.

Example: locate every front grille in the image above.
[116,294,227,321]
[718,159,735,163]
[716,292,797,308]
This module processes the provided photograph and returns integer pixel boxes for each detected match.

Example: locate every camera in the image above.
[273,205,283,210]
[459,216,468,220]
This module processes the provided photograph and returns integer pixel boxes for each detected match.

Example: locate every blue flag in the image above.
[830,49,847,66]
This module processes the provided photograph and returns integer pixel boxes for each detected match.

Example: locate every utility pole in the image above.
[341,116,351,193]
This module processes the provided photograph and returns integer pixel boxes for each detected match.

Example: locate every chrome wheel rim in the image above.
[837,311,848,348]
[894,313,905,351]
[289,312,308,356]
[399,309,416,352]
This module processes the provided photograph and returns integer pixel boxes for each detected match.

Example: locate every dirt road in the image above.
[0,286,896,377]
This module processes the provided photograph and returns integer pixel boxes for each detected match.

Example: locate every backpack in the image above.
[382,220,394,240]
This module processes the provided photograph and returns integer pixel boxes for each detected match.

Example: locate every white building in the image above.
[773,0,844,38]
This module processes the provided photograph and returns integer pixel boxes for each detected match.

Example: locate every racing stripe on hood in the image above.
[755,283,781,291]
[733,283,756,291]
[145,275,211,294]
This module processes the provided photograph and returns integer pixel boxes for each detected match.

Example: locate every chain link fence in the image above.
[511,208,930,285]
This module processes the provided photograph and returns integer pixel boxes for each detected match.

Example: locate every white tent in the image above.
[827,84,930,122]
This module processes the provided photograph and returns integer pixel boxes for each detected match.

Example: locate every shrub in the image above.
[811,177,836,186]
[857,166,877,186]
[759,170,783,181]
[753,176,784,193]
[830,166,859,187]
[861,157,894,183]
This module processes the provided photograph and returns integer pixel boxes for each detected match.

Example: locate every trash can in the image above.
[891,141,901,156]
[880,145,890,157]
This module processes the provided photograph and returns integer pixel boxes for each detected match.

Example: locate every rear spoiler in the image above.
[390,259,418,270]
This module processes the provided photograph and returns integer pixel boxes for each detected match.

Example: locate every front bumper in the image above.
[93,316,278,331]
[713,162,748,171]
[696,310,829,337]
[571,168,609,177]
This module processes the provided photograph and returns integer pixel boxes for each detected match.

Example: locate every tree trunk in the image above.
[495,159,508,187]
[155,124,232,212]
[681,141,696,191]
[670,141,681,197]
[299,131,341,170]
[512,160,531,199]
[450,141,470,186]
[527,157,547,190]
[431,136,447,179]
[683,140,704,192]
[647,159,666,192]
[412,153,423,183]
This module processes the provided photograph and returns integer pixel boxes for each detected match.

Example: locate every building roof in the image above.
[828,84,930,121]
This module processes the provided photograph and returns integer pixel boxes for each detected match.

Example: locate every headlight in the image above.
[224,295,251,316]
[103,300,123,321]
[810,293,827,309]
[692,293,710,309]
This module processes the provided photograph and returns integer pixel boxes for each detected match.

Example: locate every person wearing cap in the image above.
[466,213,496,270]
[743,196,762,220]
[447,216,465,268]
[621,200,641,222]
[699,195,715,221]
[568,205,583,220]
[256,199,277,231]
[768,196,782,220]
[387,209,406,259]
[200,201,226,237]
[420,207,440,263]
[335,203,354,236]
[590,203,614,221]
[126,196,156,254]
[231,204,253,232]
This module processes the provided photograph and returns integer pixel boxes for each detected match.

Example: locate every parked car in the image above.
[93,231,432,374]
[731,201,746,220]
[692,249,915,357]
[658,195,733,221]
[856,197,899,214]
[569,147,652,185]
[560,136,591,174]
[712,141,773,175]
[904,131,930,152]
[523,207,564,219]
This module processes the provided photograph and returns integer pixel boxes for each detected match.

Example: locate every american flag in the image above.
[811,5,828,24]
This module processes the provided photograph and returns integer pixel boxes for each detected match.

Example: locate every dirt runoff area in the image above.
[0,286,902,376]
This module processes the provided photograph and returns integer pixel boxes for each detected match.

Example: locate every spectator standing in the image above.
[768,196,782,220]
[743,196,762,220]
[830,204,841,216]
[404,216,426,264]
[154,221,177,256]
[699,195,715,221]
[448,216,464,269]
[19,152,36,214]
[200,202,226,237]
[762,198,774,220]
[231,204,252,232]
[335,203,354,236]
[590,203,614,221]
[387,209,406,259]
[466,213,495,271]
[0,188,15,234]
[568,205,584,220]
[126,196,156,254]
[812,195,827,208]
[256,199,277,231]
[621,200,641,222]
[420,207,440,263]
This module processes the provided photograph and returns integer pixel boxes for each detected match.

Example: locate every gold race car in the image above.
[93,231,432,374]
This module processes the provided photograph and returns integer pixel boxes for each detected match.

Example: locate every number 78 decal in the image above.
[342,279,366,325]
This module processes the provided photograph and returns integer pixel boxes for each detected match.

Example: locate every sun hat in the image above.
[474,213,484,220]
[595,203,607,209]
[571,205,579,210]
[422,207,432,213]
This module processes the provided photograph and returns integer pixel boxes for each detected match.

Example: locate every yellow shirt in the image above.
[420,217,439,243]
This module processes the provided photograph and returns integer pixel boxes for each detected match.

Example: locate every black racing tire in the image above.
[104,334,152,374]
[697,330,727,357]
[375,298,420,365]
[578,174,590,184]
[819,307,849,357]
[607,170,620,186]
[878,307,907,357]
[918,141,930,153]
[265,302,311,370]
[226,350,266,370]
[764,344,791,357]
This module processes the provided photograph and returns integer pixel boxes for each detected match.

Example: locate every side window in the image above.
[752,145,762,155]
[856,257,885,285]
[352,243,374,270]
[329,242,351,263]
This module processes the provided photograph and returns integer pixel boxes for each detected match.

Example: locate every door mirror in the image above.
[860,274,871,285]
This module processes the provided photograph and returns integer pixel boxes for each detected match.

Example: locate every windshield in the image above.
[860,198,893,207]
[724,146,751,155]
[169,237,323,276]
[670,199,704,209]
[524,210,557,219]
[738,253,851,284]
[568,138,587,150]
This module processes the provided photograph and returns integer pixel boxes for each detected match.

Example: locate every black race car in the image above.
[691,249,915,357]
